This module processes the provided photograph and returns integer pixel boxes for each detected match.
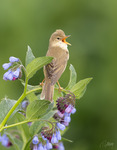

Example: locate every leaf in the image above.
[71,78,93,99]
[0,144,16,150]
[23,138,32,150]
[46,102,54,113]
[0,99,20,124]
[5,132,23,150]
[26,92,38,102]
[29,110,57,136]
[26,100,50,120]
[26,56,53,79]
[66,64,77,90]
[25,46,35,67]
[14,113,30,150]
[62,137,73,143]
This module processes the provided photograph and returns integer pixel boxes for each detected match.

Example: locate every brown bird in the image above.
[41,29,71,102]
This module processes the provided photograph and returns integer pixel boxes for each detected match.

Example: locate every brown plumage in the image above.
[41,29,70,102]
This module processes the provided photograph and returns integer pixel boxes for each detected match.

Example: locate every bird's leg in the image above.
[40,78,45,86]
[57,81,63,92]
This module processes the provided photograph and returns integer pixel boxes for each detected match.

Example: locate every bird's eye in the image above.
[57,37,60,40]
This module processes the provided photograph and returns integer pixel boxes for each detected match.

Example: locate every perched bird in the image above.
[41,29,71,102]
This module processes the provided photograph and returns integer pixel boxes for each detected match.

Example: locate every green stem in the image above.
[25,87,63,96]
[0,77,28,131]
[24,77,28,94]
[26,87,42,96]
[2,119,54,130]
[2,119,36,130]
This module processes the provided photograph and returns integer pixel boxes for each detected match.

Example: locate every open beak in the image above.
[62,35,71,46]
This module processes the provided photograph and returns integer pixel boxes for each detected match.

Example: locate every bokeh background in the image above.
[0,0,117,150]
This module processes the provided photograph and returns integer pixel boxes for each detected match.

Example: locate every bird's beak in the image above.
[62,35,71,46]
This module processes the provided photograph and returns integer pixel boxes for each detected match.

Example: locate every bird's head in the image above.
[49,29,71,49]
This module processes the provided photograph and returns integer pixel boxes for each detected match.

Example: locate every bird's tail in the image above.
[40,79,54,102]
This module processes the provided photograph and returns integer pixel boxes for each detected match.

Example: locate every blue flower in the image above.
[3,67,22,81]
[46,140,52,149]
[9,56,19,63]
[3,70,13,81]
[32,136,39,145]
[63,121,69,127]
[58,142,65,150]
[13,68,20,78]
[7,70,14,80]
[38,143,44,150]
[41,133,47,141]
[3,70,11,80]
[64,113,71,123]
[43,145,47,150]
[51,133,58,144]
[22,100,29,109]
[56,130,61,141]
[57,123,65,131]
[2,63,12,70]
[71,107,76,114]
[57,111,64,118]
[33,145,38,150]
[1,134,9,147]
[65,104,73,113]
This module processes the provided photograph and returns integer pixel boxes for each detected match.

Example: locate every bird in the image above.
[40,29,71,102]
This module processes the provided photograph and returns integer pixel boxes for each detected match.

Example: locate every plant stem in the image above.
[0,77,28,132]
[0,94,25,129]
[2,119,35,130]
[2,119,54,130]
[26,87,42,96]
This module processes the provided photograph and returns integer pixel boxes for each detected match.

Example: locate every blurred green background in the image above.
[0,0,117,149]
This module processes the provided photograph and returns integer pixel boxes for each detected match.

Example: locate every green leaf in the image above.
[46,102,54,113]
[66,64,77,90]
[5,132,23,150]
[0,99,20,124]
[26,100,50,120]
[26,56,53,79]
[23,138,32,150]
[26,92,38,102]
[62,137,73,143]
[0,143,16,150]
[25,46,35,67]
[71,78,93,99]
[29,110,57,136]
[14,113,30,150]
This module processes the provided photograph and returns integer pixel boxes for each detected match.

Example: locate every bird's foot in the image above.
[59,86,63,92]
[40,78,45,86]
[57,81,63,92]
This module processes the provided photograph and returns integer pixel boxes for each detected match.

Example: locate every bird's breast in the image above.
[47,46,69,61]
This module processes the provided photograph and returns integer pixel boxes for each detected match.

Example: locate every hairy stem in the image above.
[0,77,28,132]
[2,119,54,130]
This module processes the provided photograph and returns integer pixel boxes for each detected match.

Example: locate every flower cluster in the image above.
[2,56,22,81]
[54,93,76,127]
[0,134,12,148]
[32,93,76,150]
[32,135,65,150]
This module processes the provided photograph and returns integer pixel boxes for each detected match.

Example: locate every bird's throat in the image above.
[52,41,68,51]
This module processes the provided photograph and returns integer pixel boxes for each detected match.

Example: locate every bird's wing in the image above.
[45,58,67,85]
